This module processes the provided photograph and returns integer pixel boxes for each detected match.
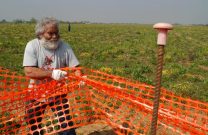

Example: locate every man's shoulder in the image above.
[27,38,39,44]
[59,40,72,50]
[26,38,39,47]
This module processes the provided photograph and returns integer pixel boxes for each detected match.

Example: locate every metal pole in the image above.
[150,23,173,135]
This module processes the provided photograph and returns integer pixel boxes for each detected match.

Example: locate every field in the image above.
[0,23,208,102]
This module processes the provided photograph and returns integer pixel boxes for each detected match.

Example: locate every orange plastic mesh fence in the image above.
[0,67,207,135]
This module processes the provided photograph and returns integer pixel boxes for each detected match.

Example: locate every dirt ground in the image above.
[75,121,116,135]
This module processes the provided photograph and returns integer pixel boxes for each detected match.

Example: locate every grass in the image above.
[0,23,207,102]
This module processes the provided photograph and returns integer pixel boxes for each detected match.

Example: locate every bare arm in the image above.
[24,66,52,80]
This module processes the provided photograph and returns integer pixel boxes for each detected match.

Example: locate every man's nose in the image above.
[52,33,59,40]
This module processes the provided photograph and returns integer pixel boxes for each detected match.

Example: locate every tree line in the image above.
[0,18,91,24]
[0,18,207,26]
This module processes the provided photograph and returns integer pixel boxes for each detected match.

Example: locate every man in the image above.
[23,17,79,135]
[68,22,71,32]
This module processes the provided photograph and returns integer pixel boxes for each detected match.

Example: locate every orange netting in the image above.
[0,67,207,135]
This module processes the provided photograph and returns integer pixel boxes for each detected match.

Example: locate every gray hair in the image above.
[35,17,59,38]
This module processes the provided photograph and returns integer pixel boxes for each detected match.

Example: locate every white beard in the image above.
[40,38,60,50]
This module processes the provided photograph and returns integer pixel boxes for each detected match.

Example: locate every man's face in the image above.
[39,23,60,50]
[41,24,59,41]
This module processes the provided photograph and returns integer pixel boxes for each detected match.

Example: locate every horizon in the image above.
[1,19,207,26]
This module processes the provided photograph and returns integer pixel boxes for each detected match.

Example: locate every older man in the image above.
[23,17,79,135]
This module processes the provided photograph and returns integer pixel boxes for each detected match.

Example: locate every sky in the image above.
[0,0,207,24]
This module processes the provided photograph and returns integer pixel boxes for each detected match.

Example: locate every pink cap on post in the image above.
[153,23,173,45]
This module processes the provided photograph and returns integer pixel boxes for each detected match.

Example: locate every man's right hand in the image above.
[51,69,67,81]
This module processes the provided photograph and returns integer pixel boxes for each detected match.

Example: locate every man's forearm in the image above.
[24,67,52,79]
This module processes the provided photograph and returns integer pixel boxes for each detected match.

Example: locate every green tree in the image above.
[29,17,37,23]
[0,19,7,23]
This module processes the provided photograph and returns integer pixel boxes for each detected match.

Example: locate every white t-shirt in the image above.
[23,38,79,100]
[23,38,79,69]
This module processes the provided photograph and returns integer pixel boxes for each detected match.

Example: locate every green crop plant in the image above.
[0,23,207,102]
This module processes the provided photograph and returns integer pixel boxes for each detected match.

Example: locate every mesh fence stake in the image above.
[150,23,173,135]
